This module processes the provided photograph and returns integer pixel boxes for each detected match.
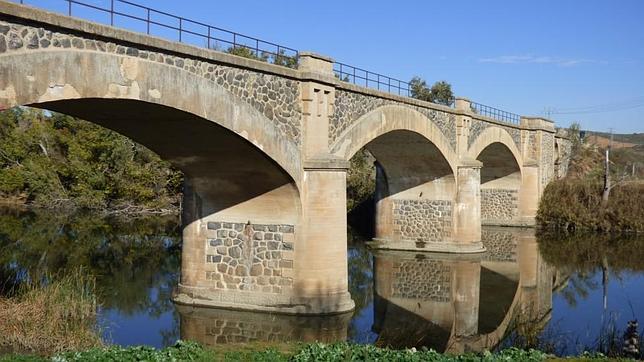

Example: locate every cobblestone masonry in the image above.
[481,189,518,221]
[330,90,457,150]
[0,20,302,143]
[204,222,294,294]
[481,229,517,262]
[391,259,451,302]
[468,119,522,150]
[392,199,452,241]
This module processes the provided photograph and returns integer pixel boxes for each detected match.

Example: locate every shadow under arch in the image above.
[32,98,301,224]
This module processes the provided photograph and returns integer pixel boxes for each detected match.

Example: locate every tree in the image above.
[409,77,455,106]
[410,76,431,101]
[429,80,455,106]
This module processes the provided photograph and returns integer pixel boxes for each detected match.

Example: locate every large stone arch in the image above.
[0,49,302,185]
[330,105,458,171]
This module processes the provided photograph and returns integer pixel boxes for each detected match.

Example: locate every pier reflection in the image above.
[372,227,554,352]
[177,305,352,345]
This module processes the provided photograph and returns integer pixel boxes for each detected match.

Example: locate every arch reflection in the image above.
[372,227,554,353]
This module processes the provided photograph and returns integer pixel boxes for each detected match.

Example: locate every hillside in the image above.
[584,131,644,146]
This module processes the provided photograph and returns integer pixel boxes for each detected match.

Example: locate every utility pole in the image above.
[602,128,613,203]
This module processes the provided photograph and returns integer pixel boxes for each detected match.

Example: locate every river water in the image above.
[0,209,642,356]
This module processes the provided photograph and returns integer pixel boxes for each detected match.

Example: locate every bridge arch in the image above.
[330,105,458,170]
[467,126,523,169]
[0,49,302,185]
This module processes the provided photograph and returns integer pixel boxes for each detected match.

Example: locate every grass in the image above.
[0,269,103,356]
[2,341,640,361]
[536,180,644,232]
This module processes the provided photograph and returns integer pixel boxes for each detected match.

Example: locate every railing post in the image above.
[233,33,236,48]
[67,0,71,16]
[146,8,150,34]
[207,26,211,49]
[255,39,259,58]
[110,0,114,25]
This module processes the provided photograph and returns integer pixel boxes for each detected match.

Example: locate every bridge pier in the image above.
[294,161,354,314]
[453,160,485,252]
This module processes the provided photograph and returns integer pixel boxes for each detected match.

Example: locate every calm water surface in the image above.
[0,209,642,356]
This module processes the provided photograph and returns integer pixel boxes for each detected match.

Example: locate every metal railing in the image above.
[470,101,521,125]
[333,62,412,97]
[16,0,299,66]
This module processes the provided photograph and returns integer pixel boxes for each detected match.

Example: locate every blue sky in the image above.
[22,0,644,133]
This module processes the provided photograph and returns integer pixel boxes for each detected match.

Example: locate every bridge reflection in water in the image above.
[176,227,554,352]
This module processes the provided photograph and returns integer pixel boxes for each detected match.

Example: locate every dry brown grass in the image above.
[0,269,103,356]
[537,179,644,232]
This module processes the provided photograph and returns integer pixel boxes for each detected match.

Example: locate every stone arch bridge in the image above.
[0,1,570,314]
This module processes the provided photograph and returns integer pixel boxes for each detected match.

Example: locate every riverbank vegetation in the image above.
[0,341,604,362]
[537,126,644,232]
[0,108,182,214]
[0,269,103,355]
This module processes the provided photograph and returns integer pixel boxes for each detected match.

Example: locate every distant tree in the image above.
[410,76,432,101]
[272,49,298,69]
[0,108,183,212]
[226,46,269,62]
[429,80,455,106]
[221,45,298,69]
[568,122,582,154]
[409,77,454,106]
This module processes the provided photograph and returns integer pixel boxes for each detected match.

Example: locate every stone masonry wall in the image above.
[391,259,451,302]
[0,19,302,143]
[481,189,518,221]
[204,221,294,294]
[392,199,452,242]
[468,118,522,151]
[330,89,457,150]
